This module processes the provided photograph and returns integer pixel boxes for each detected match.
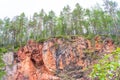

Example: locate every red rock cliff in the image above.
[3,36,115,80]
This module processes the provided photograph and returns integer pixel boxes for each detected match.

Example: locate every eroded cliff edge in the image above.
[2,36,115,80]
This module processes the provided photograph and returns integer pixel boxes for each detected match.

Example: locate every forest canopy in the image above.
[0,0,120,49]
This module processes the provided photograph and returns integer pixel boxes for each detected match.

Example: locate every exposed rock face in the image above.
[2,36,115,80]
[2,52,14,65]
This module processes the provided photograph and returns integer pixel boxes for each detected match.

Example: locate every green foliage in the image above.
[0,48,7,79]
[0,58,6,79]
[84,33,95,40]
[55,35,70,40]
[37,38,48,43]
[14,46,20,52]
[0,48,7,53]
[90,48,120,80]
[0,0,120,48]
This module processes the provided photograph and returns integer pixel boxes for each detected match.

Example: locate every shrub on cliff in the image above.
[90,48,120,80]
[0,48,7,79]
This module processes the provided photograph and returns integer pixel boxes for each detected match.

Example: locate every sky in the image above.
[0,0,120,19]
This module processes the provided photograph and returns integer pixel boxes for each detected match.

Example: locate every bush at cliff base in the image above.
[0,48,6,79]
[90,48,120,80]
[0,58,5,79]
